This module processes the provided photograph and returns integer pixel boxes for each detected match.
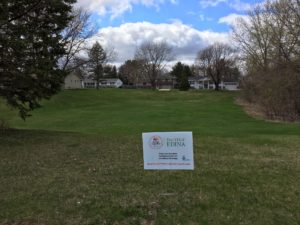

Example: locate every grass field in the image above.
[0,89,299,225]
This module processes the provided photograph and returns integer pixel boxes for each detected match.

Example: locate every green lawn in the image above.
[0,89,299,225]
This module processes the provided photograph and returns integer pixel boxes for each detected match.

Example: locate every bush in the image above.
[242,68,300,121]
[179,77,190,91]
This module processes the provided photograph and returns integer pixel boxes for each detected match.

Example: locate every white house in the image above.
[64,73,84,89]
[222,81,239,91]
[64,70,124,89]
[83,77,96,88]
[83,78,123,88]
[188,77,239,90]
[99,78,123,88]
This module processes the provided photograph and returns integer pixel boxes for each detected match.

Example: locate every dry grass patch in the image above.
[235,98,296,123]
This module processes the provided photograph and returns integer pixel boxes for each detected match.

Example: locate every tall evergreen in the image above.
[171,62,190,91]
[88,42,107,90]
[0,0,75,119]
[111,66,118,78]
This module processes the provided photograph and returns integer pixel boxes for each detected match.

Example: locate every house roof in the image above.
[188,76,210,81]
[67,72,83,80]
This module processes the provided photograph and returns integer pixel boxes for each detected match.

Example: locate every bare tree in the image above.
[233,0,300,72]
[119,60,145,86]
[233,0,300,121]
[135,41,173,88]
[196,43,236,90]
[267,0,300,70]
[104,45,118,63]
[61,7,94,72]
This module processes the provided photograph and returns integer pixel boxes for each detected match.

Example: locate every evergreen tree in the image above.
[103,65,118,78]
[171,62,190,91]
[0,0,75,119]
[111,66,118,78]
[180,65,192,90]
[88,42,107,90]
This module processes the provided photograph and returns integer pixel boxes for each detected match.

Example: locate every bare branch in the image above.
[61,7,95,72]
[196,43,236,90]
[134,41,173,88]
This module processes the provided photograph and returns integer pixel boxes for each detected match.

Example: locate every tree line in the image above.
[117,41,240,91]
[234,0,300,121]
[1,0,299,121]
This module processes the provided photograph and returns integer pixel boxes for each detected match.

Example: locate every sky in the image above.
[75,0,264,65]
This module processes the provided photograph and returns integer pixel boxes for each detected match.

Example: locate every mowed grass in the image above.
[0,89,299,225]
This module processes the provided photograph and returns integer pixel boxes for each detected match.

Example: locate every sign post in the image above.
[142,132,194,170]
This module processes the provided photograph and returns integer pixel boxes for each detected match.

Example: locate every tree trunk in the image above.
[150,79,156,89]
[214,82,220,91]
[96,77,100,90]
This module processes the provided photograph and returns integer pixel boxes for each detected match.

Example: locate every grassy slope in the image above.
[0,89,299,225]
[1,89,299,136]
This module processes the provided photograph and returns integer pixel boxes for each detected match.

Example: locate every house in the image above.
[125,74,176,89]
[157,74,176,89]
[64,73,84,89]
[188,77,212,89]
[64,71,123,89]
[83,77,96,88]
[188,76,239,90]
[222,81,239,91]
[83,78,123,88]
[99,78,123,88]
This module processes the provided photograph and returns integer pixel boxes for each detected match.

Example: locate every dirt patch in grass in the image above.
[235,98,287,123]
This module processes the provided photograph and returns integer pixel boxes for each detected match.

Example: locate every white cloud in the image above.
[76,0,177,19]
[199,0,253,12]
[86,21,230,65]
[187,10,214,22]
[229,0,252,11]
[199,0,227,8]
[218,13,249,27]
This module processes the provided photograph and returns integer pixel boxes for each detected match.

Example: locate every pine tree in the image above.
[171,62,190,91]
[88,42,107,90]
[0,0,75,119]
[111,66,118,78]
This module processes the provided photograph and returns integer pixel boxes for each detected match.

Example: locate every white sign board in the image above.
[142,132,194,170]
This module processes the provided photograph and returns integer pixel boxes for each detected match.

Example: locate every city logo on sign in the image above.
[149,136,163,149]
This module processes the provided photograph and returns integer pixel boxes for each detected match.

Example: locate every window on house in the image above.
[225,82,237,85]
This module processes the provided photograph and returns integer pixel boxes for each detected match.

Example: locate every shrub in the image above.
[243,68,300,121]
